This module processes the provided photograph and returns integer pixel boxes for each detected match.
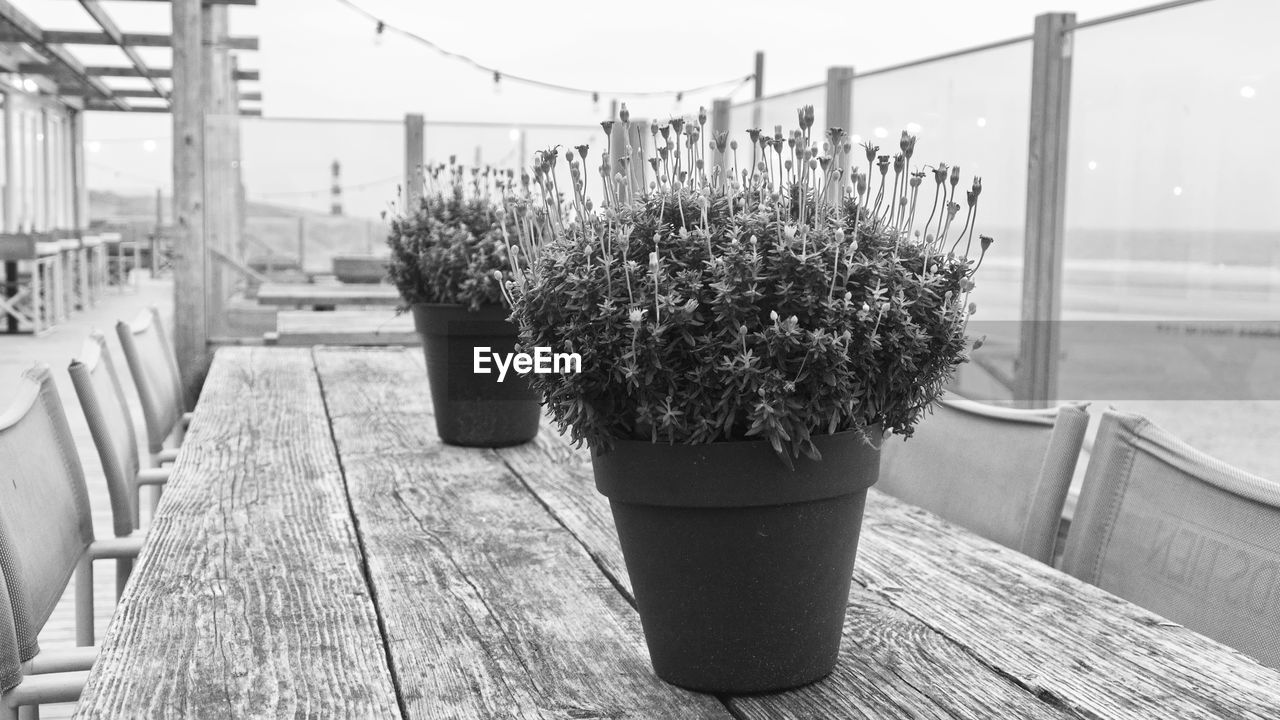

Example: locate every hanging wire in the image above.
[332,0,755,99]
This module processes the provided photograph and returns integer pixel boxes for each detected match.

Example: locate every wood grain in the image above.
[854,493,1280,720]
[273,309,417,347]
[499,423,1280,719]
[254,282,400,308]
[73,347,402,719]
[313,347,731,720]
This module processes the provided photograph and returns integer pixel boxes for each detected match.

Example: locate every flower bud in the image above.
[971,176,983,199]
[730,139,739,151]
[747,128,761,144]
[893,153,905,173]
[698,106,708,126]
[980,235,994,252]
[619,103,630,124]
[864,143,878,163]
[770,310,779,322]
[949,165,960,187]
[671,117,685,135]
[601,120,614,134]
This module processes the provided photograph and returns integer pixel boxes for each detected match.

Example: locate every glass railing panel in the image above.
[852,40,1034,401]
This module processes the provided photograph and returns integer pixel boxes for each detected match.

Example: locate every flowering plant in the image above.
[386,160,516,311]
[503,106,991,462]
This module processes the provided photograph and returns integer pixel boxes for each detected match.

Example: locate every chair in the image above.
[0,566,88,720]
[1061,410,1280,668]
[0,365,146,716]
[0,233,63,335]
[116,306,191,470]
[878,395,1090,564]
[70,331,170,580]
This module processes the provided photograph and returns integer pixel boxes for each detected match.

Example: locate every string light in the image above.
[333,0,754,100]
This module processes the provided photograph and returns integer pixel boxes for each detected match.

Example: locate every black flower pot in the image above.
[592,430,880,694]
[411,303,540,447]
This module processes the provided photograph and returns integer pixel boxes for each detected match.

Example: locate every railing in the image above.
[720,0,1277,405]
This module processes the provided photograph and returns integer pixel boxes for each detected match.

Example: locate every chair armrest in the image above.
[26,647,97,674]
[155,447,181,464]
[3,670,89,707]
[88,535,145,560]
[137,467,170,486]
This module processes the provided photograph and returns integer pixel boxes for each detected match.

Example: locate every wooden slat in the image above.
[21,63,260,80]
[255,282,400,308]
[495,438,1070,719]
[0,0,126,109]
[496,429,1280,719]
[0,29,258,49]
[73,348,402,718]
[313,347,731,720]
[76,0,169,103]
[273,309,417,346]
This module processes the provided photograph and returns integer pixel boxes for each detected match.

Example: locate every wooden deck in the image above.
[72,347,1280,718]
[254,281,400,308]
[0,275,175,720]
[267,309,417,346]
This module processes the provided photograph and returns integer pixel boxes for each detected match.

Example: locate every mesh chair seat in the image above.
[116,306,186,457]
[878,395,1090,564]
[1061,411,1280,668]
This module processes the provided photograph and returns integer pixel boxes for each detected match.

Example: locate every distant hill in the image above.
[90,190,329,224]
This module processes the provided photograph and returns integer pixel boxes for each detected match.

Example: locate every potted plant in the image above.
[386,160,540,447]
[505,106,991,692]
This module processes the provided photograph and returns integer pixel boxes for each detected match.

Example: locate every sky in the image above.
[16,0,1279,233]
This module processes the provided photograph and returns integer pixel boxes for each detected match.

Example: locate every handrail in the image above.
[729,82,824,110]
[854,34,1033,80]
[246,116,598,131]
[1067,0,1213,31]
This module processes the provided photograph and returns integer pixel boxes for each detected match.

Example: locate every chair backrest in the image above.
[70,330,141,537]
[879,395,1089,564]
[0,365,95,667]
[116,306,183,454]
[0,561,22,693]
[1061,410,1280,667]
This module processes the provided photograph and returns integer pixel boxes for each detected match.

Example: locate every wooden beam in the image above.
[171,0,207,406]
[77,0,169,103]
[1016,12,1075,406]
[67,87,261,100]
[0,29,258,50]
[824,65,854,201]
[404,113,424,211]
[20,63,259,80]
[82,102,260,115]
[0,0,127,108]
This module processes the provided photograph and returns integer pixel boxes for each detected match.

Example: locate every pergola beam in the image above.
[77,0,169,103]
[68,87,260,100]
[19,62,259,81]
[83,102,261,116]
[0,0,127,109]
[0,29,259,50]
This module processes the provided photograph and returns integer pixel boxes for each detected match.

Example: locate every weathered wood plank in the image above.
[854,493,1280,720]
[273,309,417,347]
[495,436,1073,719]
[313,347,730,720]
[73,348,402,719]
[255,282,400,308]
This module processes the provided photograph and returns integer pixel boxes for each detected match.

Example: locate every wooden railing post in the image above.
[1017,12,1075,406]
[404,113,425,212]
[710,99,730,177]
[171,0,206,408]
[824,66,855,199]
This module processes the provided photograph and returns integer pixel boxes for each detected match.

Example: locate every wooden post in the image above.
[153,187,162,277]
[1016,12,1075,406]
[203,2,235,339]
[710,99,730,177]
[297,216,306,272]
[171,0,206,407]
[824,66,855,200]
[752,51,764,129]
[404,113,424,212]
[69,110,86,236]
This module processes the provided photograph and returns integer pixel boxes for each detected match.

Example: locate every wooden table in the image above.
[266,309,418,346]
[73,347,1280,719]
[255,281,400,309]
